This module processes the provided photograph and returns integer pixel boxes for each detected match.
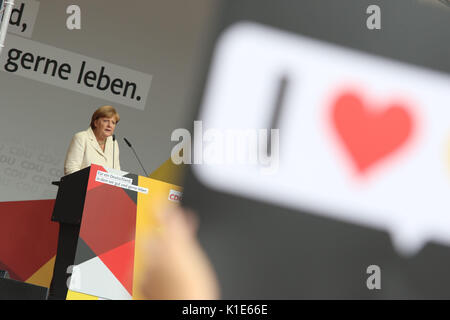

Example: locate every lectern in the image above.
[49,164,183,300]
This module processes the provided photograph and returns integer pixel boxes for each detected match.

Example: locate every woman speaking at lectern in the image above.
[49,106,121,300]
[64,105,121,175]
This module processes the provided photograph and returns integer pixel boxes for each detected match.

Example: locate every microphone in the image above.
[123,137,149,176]
[112,134,116,169]
[123,137,131,148]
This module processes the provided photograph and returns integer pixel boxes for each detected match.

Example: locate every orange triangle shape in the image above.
[98,240,135,296]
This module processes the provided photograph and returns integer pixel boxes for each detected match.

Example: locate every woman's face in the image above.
[94,116,117,138]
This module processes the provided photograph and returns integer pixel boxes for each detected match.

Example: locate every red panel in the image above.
[86,164,107,191]
[80,184,137,258]
[98,240,135,295]
[0,200,59,281]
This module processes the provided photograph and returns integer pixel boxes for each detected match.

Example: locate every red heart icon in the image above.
[332,91,413,174]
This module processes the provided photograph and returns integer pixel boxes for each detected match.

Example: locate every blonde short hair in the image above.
[90,106,120,129]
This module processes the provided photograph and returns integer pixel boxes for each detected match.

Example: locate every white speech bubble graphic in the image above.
[0,35,152,110]
[193,22,450,256]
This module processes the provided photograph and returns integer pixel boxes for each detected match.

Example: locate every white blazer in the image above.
[64,127,120,175]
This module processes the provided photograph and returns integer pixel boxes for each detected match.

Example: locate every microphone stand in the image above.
[123,138,148,176]
[113,134,116,169]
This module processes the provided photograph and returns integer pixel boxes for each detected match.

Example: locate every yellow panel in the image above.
[148,158,186,186]
[66,290,100,300]
[25,255,56,288]
[132,176,183,299]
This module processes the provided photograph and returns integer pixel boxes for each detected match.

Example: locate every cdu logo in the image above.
[168,189,183,202]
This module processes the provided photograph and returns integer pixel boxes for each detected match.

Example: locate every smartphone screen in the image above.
[182,0,450,298]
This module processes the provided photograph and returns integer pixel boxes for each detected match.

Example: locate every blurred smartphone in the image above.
[182,0,450,299]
